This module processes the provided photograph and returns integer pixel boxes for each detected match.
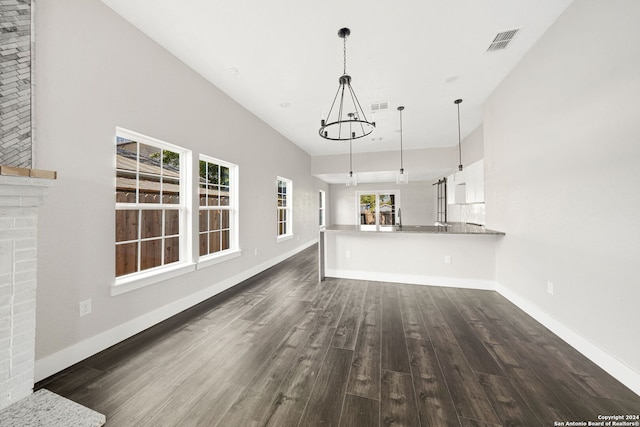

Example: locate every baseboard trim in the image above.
[34,239,317,383]
[495,283,640,397]
[325,269,497,290]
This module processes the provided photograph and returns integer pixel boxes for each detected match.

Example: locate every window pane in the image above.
[116,242,138,277]
[199,210,208,233]
[164,237,179,264]
[139,174,161,203]
[199,233,208,256]
[116,140,137,172]
[360,194,376,225]
[220,166,229,186]
[140,239,162,270]
[141,210,162,239]
[199,185,207,206]
[221,230,229,251]
[162,177,180,204]
[208,163,219,184]
[210,231,221,253]
[162,149,180,174]
[379,194,395,225]
[210,209,221,231]
[116,170,137,203]
[165,210,179,236]
[208,185,219,206]
[116,209,138,242]
[221,210,229,229]
[199,160,208,183]
[220,186,230,206]
[138,143,162,175]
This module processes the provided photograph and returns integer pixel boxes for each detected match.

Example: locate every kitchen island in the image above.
[319,223,505,289]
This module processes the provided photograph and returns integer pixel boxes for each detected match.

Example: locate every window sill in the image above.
[197,249,242,269]
[111,262,196,296]
[277,234,294,243]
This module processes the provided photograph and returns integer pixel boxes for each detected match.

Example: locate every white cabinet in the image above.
[464,159,484,203]
[446,170,465,204]
[446,159,484,204]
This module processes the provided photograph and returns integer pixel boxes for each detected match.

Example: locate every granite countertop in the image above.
[322,223,505,235]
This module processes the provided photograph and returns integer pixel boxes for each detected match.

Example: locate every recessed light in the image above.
[227,67,240,77]
[280,102,291,108]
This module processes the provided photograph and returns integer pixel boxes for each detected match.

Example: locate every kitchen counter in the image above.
[318,223,505,285]
[322,223,504,235]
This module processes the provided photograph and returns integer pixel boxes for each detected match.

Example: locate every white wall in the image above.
[329,181,436,226]
[484,0,640,377]
[33,0,327,379]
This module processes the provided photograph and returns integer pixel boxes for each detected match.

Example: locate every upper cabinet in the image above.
[446,159,484,204]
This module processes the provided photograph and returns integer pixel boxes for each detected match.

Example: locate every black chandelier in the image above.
[319,28,375,141]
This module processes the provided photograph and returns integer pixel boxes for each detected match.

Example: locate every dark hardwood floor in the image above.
[36,246,640,426]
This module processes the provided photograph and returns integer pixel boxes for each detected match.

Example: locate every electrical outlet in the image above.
[79,299,92,317]
[254,248,258,256]
[547,281,554,295]
[444,255,452,264]
[346,250,351,259]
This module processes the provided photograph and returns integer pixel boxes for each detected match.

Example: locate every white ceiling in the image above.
[100,0,572,157]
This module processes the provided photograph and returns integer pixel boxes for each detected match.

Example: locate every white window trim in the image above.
[197,155,240,264]
[277,176,293,242]
[113,127,193,293]
[355,190,401,230]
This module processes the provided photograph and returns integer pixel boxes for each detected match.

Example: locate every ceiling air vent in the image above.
[370,102,389,112]
[486,29,520,52]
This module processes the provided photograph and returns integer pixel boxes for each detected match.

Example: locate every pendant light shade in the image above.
[319,28,375,141]
[455,99,463,171]
[396,106,408,185]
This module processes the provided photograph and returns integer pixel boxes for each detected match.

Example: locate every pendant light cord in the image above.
[456,100,463,171]
[399,109,404,171]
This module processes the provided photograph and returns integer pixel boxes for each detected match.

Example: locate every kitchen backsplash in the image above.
[447,203,486,225]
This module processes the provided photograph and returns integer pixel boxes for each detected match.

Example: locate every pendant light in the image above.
[319,28,375,141]
[396,106,408,184]
[346,113,357,186]
[455,98,463,171]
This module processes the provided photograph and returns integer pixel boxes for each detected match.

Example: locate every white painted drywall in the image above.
[33,0,327,376]
[484,0,640,375]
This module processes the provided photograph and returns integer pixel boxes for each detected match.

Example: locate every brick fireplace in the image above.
[0,168,55,410]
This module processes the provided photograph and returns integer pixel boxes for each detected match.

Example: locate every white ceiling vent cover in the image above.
[370,102,389,112]
[487,29,520,52]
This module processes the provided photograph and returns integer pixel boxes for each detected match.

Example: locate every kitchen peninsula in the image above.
[319,223,505,289]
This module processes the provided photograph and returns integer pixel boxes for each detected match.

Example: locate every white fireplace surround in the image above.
[0,172,54,410]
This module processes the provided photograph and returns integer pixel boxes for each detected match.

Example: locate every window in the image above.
[358,191,400,229]
[199,156,238,259]
[115,129,190,280]
[319,190,326,227]
[277,177,292,240]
